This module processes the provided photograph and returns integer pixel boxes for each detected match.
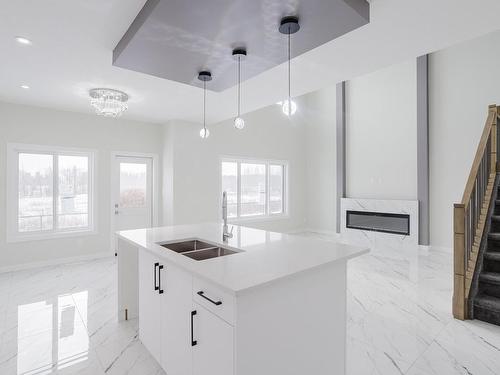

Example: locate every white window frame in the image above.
[6,143,97,243]
[220,156,289,223]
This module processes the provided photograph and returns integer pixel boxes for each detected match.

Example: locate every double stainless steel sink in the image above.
[158,239,241,261]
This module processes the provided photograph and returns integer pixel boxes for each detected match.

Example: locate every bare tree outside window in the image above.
[220,159,286,220]
[15,149,92,236]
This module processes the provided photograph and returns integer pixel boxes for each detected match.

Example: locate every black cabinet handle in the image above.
[154,263,159,291]
[197,291,222,306]
[158,265,164,294]
[191,310,197,346]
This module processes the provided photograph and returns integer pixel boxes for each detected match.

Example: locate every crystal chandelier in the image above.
[89,88,129,118]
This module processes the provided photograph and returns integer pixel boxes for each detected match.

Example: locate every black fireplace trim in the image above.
[346,210,410,236]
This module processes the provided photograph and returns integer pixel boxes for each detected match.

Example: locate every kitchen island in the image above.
[117,223,368,375]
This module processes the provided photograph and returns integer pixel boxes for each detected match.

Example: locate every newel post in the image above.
[453,203,466,320]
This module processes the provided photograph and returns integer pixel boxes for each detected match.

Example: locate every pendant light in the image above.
[279,16,300,116]
[232,49,247,129]
[198,71,212,138]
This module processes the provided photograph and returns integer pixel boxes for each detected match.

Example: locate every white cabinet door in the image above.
[138,250,161,363]
[160,262,193,375]
[193,303,234,375]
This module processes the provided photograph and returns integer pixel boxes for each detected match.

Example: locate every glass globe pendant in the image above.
[232,49,246,129]
[279,16,300,117]
[282,99,297,116]
[234,117,245,129]
[198,71,212,139]
[199,128,210,138]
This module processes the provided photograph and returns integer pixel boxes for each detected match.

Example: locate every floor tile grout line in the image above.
[8,239,497,375]
[402,320,452,374]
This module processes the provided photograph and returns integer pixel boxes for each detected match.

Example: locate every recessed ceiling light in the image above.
[15,36,32,45]
[20,85,30,89]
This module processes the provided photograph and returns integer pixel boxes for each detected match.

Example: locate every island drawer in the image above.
[193,277,235,325]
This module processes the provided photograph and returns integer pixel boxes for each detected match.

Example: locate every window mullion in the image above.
[88,155,92,230]
[237,162,241,218]
[15,151,21,233]
[266,163,270,215]
[282,165,286,214]
[53,154,59,231]
[12,146,93,240]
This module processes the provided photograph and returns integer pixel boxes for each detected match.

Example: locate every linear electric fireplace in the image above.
[346,210,410,236]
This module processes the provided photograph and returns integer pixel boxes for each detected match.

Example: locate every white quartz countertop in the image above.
[117,223,368,295]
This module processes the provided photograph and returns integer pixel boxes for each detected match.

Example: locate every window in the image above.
[221,158,287,220]
[119,162,147,208]
[7,144,95,241]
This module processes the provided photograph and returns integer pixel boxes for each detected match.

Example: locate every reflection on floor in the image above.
[0,257,159,375]
[0,233,500,374]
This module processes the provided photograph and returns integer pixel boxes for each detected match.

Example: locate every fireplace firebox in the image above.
[346,210,410,236]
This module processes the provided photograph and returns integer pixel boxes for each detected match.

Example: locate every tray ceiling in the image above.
[113,0,370,92]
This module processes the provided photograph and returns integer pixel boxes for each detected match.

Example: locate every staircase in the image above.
[473,185,500,325]
[453,104,499,322]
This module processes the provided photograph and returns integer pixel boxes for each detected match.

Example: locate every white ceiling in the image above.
[1,0,500,125]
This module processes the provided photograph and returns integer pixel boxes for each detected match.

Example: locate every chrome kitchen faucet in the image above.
[222,191,233,242]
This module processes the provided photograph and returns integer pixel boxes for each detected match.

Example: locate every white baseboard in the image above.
[0,252,113,274]
[418,245,452,254]
[426,245,452,253]
[288,228,340,238]
[289,230,452,254]
[285,227,307,234]
[305,228,339,237]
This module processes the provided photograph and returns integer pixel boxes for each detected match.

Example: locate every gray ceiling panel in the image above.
[113,0,370,91]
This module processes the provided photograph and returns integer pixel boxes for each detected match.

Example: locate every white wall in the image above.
[162,99,308,233]
[429,30,500,248]
[345,60,418,200]
[6,30,496,267]
[163,30,500,249]
[303,86,337,233]
[0,102,163,269]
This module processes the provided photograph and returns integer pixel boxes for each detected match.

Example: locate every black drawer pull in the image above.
[154,263,159,291]
[158,265,164,294]
[191,310,197,346]
[197,291,222,306]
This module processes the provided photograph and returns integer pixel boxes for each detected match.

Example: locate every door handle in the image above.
[197,291,222,306]
[158,265,164,294]
[191,310,197,346]
[154,263,159,291]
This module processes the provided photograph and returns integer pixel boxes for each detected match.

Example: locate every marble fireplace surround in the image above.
[340,198,419,251]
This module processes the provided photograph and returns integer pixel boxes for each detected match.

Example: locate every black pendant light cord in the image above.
[203,80,206,131]
[288,27,291,114]
[238,55,241,117]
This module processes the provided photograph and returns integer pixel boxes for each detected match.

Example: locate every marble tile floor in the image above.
[0,234,500,374]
